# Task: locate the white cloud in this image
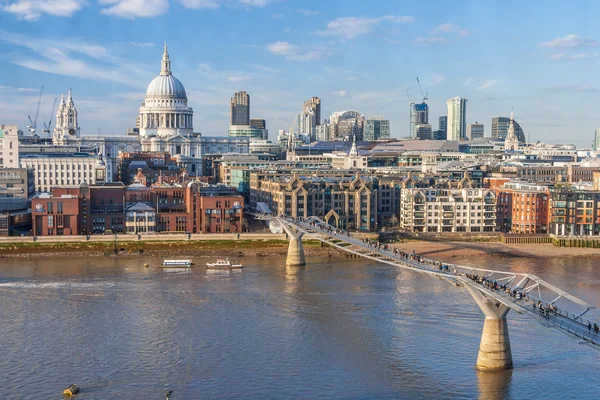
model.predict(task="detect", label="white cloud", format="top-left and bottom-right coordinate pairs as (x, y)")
top-left (335, 90), bottom-right (347, 97)
top-left (266, 41), bottom-right (323, 61)
top-left (239, 0), bottom-right (272, 7)
top-left (228, 75), bottom-right (250, 82)
top-left (540, 34), bottom-right (598, 48)
top-left (413, 36), bottom-right (446, 45)
top-left (430, 23), bottom-right (470, 38)
top-left (0, 31), bottom-right (152, 87)
top-left (100, 0), bottom-right (168, 19)
top-left (414, 22), bottom-right (470, 46)
top-left (2, 0), bottom-right (85, 21)
top-left (129, 41), bottom-right (155, 47)
top-left (476, 80), bottom-right (498, 91)
top-left (549, 52), bottom-right (592, 60)
top-left (297, 8), bottom-right (318, 16)
top-left (316, 15), bottom-right (414, 40)
top-left (179, 0), bottom-right (221, 9)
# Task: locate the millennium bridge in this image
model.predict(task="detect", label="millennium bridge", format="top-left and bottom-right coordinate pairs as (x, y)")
top-left (260, 215), bottom-right (599, 371)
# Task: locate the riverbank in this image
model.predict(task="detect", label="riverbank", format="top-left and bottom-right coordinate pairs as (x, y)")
top-left (0, 235), bottom-right (598, 260)
top-left (392, 240), bottom-right (600, 260)
top-left (0, 238), bottom-right (339, 259)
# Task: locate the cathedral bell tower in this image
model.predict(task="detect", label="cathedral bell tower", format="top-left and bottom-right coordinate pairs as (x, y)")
top-left (53, 89), bottom-right (81, 145)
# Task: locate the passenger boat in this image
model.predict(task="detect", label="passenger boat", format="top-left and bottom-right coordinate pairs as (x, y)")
top-left (63, 384), bottom-right (80, 396)
top-left (161, 259), bottom-right (194, 268)
top-left (206, 258), bottom-right (243, 270)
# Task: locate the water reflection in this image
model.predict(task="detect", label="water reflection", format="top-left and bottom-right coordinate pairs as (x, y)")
top-left (477, 369), bottom-right (513, 400)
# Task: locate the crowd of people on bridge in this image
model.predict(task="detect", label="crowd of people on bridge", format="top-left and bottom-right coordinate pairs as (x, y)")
top-left (286, 216), bottom-right (599, 338)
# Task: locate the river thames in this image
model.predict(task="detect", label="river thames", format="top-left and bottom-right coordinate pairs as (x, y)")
top-left (0, 254), bottom-right (599, 399)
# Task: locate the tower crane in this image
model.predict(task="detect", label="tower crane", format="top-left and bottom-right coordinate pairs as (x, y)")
top-left (416, 77), bottom-right (428, 102)
top-left (27, 85), bottom-right (44, 134)
top-left (405, 86), bottom-right (416, 138)
top-left (42, 96), bottom-right (58, 135)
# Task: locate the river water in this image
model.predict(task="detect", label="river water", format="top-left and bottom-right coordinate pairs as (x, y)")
top-left (0, 254), bottom-right (599, 399)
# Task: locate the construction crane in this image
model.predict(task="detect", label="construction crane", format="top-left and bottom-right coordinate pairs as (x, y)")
top-left (405, 86), bottom-right (416, 138)
top-left (27, 85), bottom-right (44, 134)
top-left (42, 96), bottom-right (57, 135)
top-left (416, 77), bottom-right (429, 102)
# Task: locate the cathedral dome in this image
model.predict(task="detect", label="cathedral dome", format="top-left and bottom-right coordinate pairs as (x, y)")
top-left (145, 43), bottom-right (187, 99)
top-left (146, 75), bottom-right (186, 99)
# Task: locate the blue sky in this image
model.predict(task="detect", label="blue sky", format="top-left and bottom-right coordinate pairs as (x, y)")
top-left (0, 0), bottom-right (599, 146)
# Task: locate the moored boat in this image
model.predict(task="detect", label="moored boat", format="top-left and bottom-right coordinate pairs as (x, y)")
top-left (206, 258), bottom-right (243, 269)
top-left (161, 259), bottom-right (193, 268)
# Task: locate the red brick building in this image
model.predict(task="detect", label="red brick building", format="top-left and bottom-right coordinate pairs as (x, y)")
top-left (496, 182), bottom-right (550, 233)
top-left (32, 181), bottom-right (243, 235)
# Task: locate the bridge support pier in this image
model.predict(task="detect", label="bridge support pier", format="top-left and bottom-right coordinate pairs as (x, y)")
top-left (466, 286), bottom-right (513, 371)
top-left (280, 221), bottom-right (306, 267)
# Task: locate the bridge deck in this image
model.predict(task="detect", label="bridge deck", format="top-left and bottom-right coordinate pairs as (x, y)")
top-left (280, 216), bottom-right (600, 349)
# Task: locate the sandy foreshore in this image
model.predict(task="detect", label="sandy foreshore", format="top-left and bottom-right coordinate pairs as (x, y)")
top-left (392, 240), bottom-right (600, 260)
top-left (0, 238), bottom-right (597, 260)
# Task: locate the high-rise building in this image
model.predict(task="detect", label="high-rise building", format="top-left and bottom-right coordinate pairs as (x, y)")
top-left (0, 125), bottom-right (20, 168)
top-left (415, 124), bottom-right (432, 140)
top-left (230, 91), bottom-right (250, 126)
top-left (446, 97), bottom-right (468, 141)
top-left (329, 111), bottom-right (365, 141)
top-left (433, 116), bottom-right (447, 140)
top-left (250, 119), bottom-right (266, 130)
top-left (363, 117), bottom-right (390, 141)
top-left (467, 122), bottom-right (484, 139)
top-left (491, 116), bottom-right (525, 142)
top-left (299, 97), bottom-right (321, 141)
top-left (411, 103), bottom-right (428, 138)
top-left (439, 116), bottom-right (447, 133)
top-left (594, 129), bottom-right (600, 151)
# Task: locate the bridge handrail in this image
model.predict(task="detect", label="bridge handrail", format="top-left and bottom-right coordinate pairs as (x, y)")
top-left (277, 215), bottom-right (600, 345)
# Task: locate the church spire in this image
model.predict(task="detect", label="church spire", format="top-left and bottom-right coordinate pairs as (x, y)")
top-left (349, 133), bottom-right (358, 157)
top-left (67, 89), bottom-right (73, 106)
top-left (161, 41), bottom-right (171, 76)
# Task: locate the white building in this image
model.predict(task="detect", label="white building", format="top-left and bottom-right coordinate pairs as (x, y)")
top-left (401, 187), bottom-right (496, 232)
top-left (446, 97), bottom-right (468, 141)
top-left (0, 125), bottom-right (20, 168)
top-left (364, 117), bottom-right (390, 141)
top-left (20, 154), bottom-right (106, 193)
top-left (504, 111), bottom-right (519, 151)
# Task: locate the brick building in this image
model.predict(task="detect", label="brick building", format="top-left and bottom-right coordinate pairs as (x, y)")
top-left (496, 182), bottom-right (549, 233)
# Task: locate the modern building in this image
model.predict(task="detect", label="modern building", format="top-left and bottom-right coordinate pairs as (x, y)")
top-left (250, 119), bottom-right (266, 130)
top-left (230, 91), bottom-right (250, 126)
top-left (467, 123), bottom-right (484, 139)
top-left (363, 117), bottom-right (390, 141)
top-left (315, 122), bottom-right (331, 141)
top-left (434, 116), bottom-right (447, 140)
top-left (0, 168), bottom-right (32, 211)
top-left (0, 125), bottom-right (20, 168)
top-left (549, 189), bottom-right (600, 236)
top-left (491, 116), bottom-right (526, 142)
top-left (446, 97), bottom-right (467, 141)
top-left (415, 124), bottom-right (433, 140)
top-left (594, 128), bottom-right (600, 151)
top-left (299, 97), bottom-right (321, 141)
top-left (400, 187), bottom-right (496, 232)
top-left (228, 125), bottom-right (268, 140)
top-left (329, 111), bottom-right (365, 141)
top-left (411, 103), bottom-right (428, 138)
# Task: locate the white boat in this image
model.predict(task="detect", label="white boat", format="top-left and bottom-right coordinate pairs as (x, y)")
top-left (206, 258), bottom-right (243, 270)
top-left (161, 259), bottom-right (194, 268)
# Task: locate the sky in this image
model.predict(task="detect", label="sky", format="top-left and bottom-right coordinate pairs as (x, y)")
top-left (0, 0), bottom-right (599, 146)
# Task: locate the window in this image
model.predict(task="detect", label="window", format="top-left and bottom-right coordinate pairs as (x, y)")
top-left (48, 215), bottom-right (54, 228)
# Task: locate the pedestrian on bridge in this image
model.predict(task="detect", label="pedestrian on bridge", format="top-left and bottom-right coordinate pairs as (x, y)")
top-left (589, 322), bottom-right (592, 332)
